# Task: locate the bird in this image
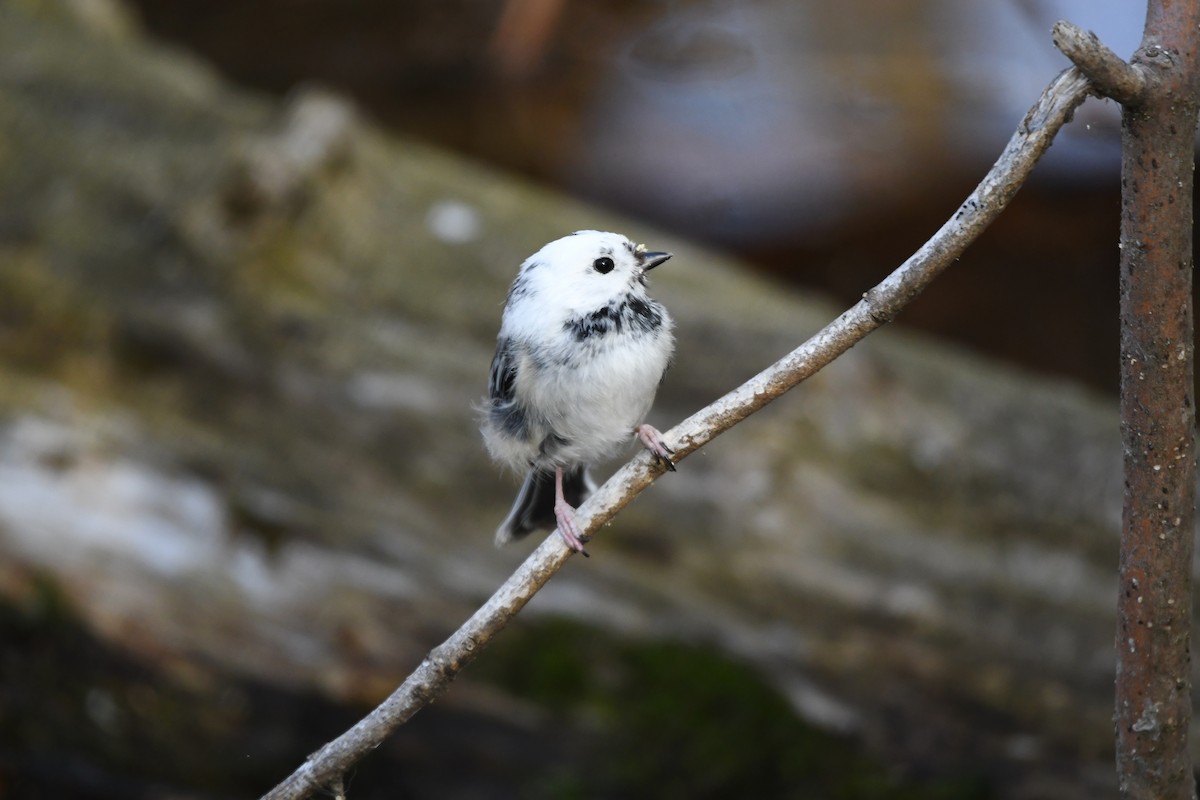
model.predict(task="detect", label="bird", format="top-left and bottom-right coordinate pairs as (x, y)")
top-left (481, 230), bottom-right (676, 555)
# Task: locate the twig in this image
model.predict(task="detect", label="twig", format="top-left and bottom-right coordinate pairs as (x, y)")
top-left (260, 67), bottom-right (1092, 800)
top-left (1052, 19), bottom-right (1148, 105)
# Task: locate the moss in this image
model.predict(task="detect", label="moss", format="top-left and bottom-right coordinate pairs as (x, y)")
top-left (472, 618), bottom-right (993, 799)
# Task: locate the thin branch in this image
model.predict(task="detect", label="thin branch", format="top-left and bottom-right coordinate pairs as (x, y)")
top-left (260, 67), bottom-right (1092, 800)
top-left (1053, 19), bottom-right (1149, 105)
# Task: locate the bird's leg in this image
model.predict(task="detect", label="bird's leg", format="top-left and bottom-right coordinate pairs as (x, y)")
top-left (553, 465), bottom-right (590, 556)
top-left (635, 424), bottom-right (675, 471)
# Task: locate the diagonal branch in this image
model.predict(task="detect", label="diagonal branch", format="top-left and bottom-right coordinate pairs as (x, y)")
top-left (260, 66), bottom-right (1092, 800)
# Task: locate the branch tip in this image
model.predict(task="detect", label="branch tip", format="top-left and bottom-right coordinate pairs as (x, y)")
top-left (1052, 19), bottom-right (1148, 105)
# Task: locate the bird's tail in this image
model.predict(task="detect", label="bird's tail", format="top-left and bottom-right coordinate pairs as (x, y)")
top-left (494, 466), bottom-right (595, 546)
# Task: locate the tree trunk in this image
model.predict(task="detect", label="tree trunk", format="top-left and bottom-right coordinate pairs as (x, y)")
top-left (1115, 2), bottom-right (1200, 798)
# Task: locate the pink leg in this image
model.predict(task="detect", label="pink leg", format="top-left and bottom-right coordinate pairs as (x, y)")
top-left (635, 424), bottom-right (675, 471)
top-left (553, 465), bottom-right (589, 556)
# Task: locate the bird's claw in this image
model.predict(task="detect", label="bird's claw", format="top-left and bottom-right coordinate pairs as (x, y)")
top-left (554, 503), bottom-right (590, 557)
top-left (636, 424), bottom-right (676, 471)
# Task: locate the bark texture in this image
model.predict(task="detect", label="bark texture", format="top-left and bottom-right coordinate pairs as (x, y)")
top-left (1113, 4), bottom-right (1200, 797)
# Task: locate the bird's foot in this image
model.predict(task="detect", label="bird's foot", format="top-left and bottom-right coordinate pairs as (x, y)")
top-left (635, 424), bottom-right (676, 471)
top-left (554, 500), bottom-right (590, 557)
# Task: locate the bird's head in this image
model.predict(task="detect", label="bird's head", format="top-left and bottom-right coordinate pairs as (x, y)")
top-left (510, 230), bottom-right (671, 316)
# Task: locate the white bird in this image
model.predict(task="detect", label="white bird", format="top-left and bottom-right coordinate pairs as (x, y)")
top-left (481, 230), bottom-right (676, 555)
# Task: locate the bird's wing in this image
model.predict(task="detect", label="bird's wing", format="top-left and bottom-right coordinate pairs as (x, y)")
top-left (488, 337), bottom-right (518, 404)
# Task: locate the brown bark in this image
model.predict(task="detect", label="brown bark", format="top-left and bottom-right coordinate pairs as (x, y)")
top-left (1114, 2), bottom-right (1200, 798)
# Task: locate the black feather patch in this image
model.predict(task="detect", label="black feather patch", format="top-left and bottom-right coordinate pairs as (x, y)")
top-left (488, 338), bottom-right (518, 403)
top-left (563, 294), bottom-right (664, 342)
top-left (488, 339), bottom-right (528, 438)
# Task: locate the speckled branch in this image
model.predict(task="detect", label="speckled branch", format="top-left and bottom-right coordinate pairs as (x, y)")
top-left (1106, 2), bottom-right (1200, 797)
top-left (260, 67), bottom-right (1092, 800)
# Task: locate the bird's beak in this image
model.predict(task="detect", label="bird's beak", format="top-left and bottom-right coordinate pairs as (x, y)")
top-left (641, 251), bottom-right (672, 271)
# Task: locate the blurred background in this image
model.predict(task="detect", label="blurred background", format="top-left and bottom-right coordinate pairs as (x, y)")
top-left (0, 1), bottom-right (1176, 799)
top-left (129, 0), bottom-right (1141, 393)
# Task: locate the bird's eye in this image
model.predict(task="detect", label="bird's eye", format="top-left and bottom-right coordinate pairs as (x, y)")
top-left (592, 256), bottom-right (615, 274)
